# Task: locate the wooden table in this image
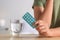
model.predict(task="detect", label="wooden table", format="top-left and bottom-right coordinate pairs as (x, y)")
top-left (0, 34), bottom-right (60, 40)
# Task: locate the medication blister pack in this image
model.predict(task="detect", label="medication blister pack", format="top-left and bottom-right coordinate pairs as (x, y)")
top-left (22, 12), bottom-right (36, 28)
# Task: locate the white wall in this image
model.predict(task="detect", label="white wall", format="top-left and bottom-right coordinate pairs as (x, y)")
top-left (0, 0), bottom-right (34, 27)
top-left (0, 0), bottom-right (34, 18)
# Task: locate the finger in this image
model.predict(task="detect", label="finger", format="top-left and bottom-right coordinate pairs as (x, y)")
top-left (35, 21), bottom-right (39, 24)
top-left (36, 25), bottom-right (42, 31)
top-left (36, 27), bottom-right (40, 31)
top-left (36, 26), bottom-right (47, 33)
top-left (32, 22), bottom-right (38, 27)
top-left (36, 27), bottom-right (47, 35)
top-left (35, 21), bottom-right (39, 27)
top-left (36, 26), bottom-right (42, 32)
top-left (40, 27), bottom-right (47, 33)
top-left (35, 20), bottom-right (43, 25)
top-left (40, 29), bottom-right (47, 34)
top-left (36, 24), bottom-right (44, 32)
top-left (39, 26), bottom-right (46, 30)
top-left (35, 22), bottom-right (44, 28)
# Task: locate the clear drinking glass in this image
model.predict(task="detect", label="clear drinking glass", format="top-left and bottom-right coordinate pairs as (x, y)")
top-left (10, 19), bottom-right (22, 37)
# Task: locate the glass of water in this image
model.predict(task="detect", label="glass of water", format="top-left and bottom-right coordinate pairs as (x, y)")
top-left (10, 19), bottom-right (22, 37)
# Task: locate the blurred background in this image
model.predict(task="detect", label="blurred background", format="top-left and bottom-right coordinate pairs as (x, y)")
top-left (0, 0), bottom-right (38, 34)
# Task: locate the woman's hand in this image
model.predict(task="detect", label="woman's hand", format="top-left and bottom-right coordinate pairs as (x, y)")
top-left (35, 20), bottom-right (53, 37)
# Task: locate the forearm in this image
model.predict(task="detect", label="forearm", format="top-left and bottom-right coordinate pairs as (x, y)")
top-left (50, 27), bottom-right (60, 37)
top-left (40, 0), bottom-right (53, 26)
top-left (34, 6), bottom-right (44, 21)
top-left (34, 7), bottom-right (41, 20)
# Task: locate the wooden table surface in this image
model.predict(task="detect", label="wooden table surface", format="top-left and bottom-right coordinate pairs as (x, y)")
top-left (0, 34), bottom-right (60, 40)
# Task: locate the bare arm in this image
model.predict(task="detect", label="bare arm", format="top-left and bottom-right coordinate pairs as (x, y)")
top-left (34, 0), bottom-right (53, 27)
top-left (50, 28), bottom-right (60, 37)
top-left (41, 0), bottom-right (53, 27)
top-left (34, 0), bottom-right (60, 37)
top-left (34, 6), bottom-right (44, 21)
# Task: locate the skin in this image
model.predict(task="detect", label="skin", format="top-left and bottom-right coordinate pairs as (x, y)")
top-left (34, 0), bottom-right (60, 37)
